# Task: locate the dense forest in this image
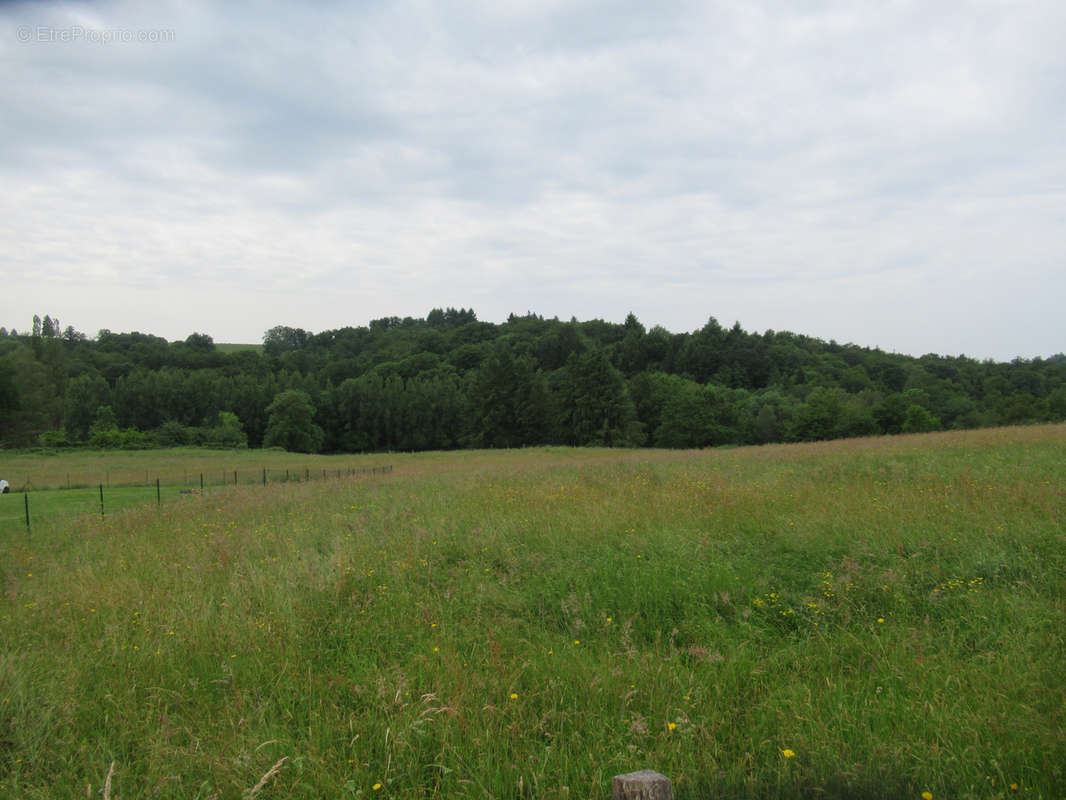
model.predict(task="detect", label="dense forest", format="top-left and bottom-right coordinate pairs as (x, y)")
top-left (1, 311), bottom-right (1064, 453)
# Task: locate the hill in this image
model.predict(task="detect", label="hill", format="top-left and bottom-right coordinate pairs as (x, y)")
top-left (1, 309), bottom-right (1063, 451)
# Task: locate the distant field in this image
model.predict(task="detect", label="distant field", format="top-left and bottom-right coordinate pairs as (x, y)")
top-left (214, 342), bottom-right (262, 354)
top-left (1, 426), bottom-right (1064, 798)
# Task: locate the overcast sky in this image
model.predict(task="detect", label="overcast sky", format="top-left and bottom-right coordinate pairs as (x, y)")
top-left (2, 0), bottom-right (1063, 361)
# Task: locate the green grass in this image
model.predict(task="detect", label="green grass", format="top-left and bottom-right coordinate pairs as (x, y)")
top-left (0, 447), bottom-right (393, 492)
top-left (1, 427), bottom-right (1064, 798)
top-left (0, 486), bottom-right (167, 527)
top-left (214, 343), bottom-right (263, 354)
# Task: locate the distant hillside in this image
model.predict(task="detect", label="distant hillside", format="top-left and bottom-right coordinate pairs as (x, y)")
top-left (215, 343), bottom-right (263, 354)
top-left (1, 309), bottom-right (1063, 451)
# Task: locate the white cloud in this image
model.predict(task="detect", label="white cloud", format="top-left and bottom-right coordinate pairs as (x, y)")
top-left (1, 0), bottom-right (1063, 358)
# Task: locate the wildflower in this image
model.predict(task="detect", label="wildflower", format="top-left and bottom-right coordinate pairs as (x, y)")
top-left (877, 618), bottom-right (885, 624)
top-left (1010, 784), bottom-right (1019, 791)
top-left (782, 749), bottom-right (795, 758)
top-left (667, 722), bottom-right (677, 731)
top-left (373, 782), bottom-right (382, 790)
top-left (922, 793), bottom-right (933, 800)
top-left (432, 647), bottom-right (439, 652)
top-left (574, 639), bottom-right (581, 645)
top-left (510, 693), bottom-right (519, 700)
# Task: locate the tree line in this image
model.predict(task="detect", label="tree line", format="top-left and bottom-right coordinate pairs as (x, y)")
top-left (1, 310), bottom-right (1064, 453)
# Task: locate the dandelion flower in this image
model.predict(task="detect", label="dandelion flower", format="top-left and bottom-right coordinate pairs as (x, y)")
top-left (922, 792), bottom-right (933, 800)
top-left (782, 749), bottom-right (795, 758)
top-left (509, 693), bottom-right (519, 700)
top-left (667, 722), bottom-right (677, 731)
top-left (877, 618), bottom-right (885, 624)
top-left (373, 782), bottom-right (382, 790)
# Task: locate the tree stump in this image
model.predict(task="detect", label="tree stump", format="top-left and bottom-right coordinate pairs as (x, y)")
top-left (612, 770), bottom-right (674, 800)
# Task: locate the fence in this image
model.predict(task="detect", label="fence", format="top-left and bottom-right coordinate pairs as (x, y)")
top-left (5, 464), bottom-right (394, 493)
top-left (9, 464), bottom-right (393, 531)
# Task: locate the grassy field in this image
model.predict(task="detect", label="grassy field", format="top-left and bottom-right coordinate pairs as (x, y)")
top-left (214, 343), bottom-right (263, 354)
top-left (0, 447), bottom-right (394, 493)
top-left (1, 426), bottom-right (1064, 798)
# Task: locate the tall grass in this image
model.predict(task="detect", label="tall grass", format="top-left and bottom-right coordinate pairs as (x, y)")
top-left (1, 426), bottom-right (1064, 798)
top-left (0, 447), bottom-right (393, 491)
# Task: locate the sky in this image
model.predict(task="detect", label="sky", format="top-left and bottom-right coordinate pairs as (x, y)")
top-left (1, 0), bottom-right (1063, 361)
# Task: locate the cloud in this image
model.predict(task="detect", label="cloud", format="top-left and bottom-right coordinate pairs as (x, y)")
top-left (1, 0), bottom-right (1064, 359)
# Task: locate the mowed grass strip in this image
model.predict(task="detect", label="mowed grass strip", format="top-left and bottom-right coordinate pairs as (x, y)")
top-left (1, 426), bottom-right (1064, 799)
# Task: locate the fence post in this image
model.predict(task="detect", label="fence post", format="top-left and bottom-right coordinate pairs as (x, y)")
top-left (200, 473), bottom-right (204, 493)
top-left (157, 478), bottom-right (161, 506)
top-left (612, 771), bottom-right (673, 800)
top-left (235, 470), bottom-right (238, 486)
top-left (99, 484), bottom-right (105, 517)
top-left (25, 493), bottom-right (30, 532)
top-left (262, 468), bottom-right (267, 486)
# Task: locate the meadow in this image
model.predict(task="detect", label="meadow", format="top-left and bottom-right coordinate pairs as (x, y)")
top-left (0, 426), bottom-right (1064, 799)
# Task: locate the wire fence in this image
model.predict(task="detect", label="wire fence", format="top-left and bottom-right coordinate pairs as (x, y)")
top-left (4, 464), bottom-right (394, 493)
top-left (3, 464), bottom-right (394, 531)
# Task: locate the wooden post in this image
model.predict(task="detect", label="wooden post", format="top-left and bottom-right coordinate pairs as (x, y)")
top-left (156, 478), bottom-right (161, 506)
top-left (25, 493), bottom-right (30, 531)
top-left (612, 770), bottom-right (673, 800)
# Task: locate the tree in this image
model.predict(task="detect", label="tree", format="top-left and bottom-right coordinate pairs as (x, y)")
top-left (263, 326), bottom-right (310, 358)
top-left (263, 390), bottom-right (324, 452)
top-left (558, 348), bottom-right (644, 447)
top-left (754, 404), bottom-right (778, 443)
top-left (64, 374), bottom-right (111, 441)
top-left (656, 382), bottom-right (745, 448)
top-left (202, 411), bottom-right (248, 448)
top-left (902, 404), bottom-right (940, 433)
top-left (184, 332), bottom-right (215, 351)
